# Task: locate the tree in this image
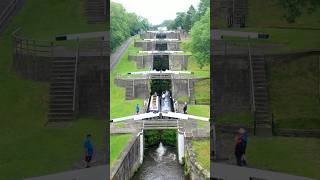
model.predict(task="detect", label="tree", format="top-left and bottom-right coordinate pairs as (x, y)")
top-left (184, 5), bottom-right (197, 31)
top-left (277, 0), bottom-right (320, 22)
top-left (111, 2), bottom-right (149, 51)
top-left (186, 8), bottom-right (210, 68)
top-left (197, 0), bottom-right (210, 17)
top-left (174, 12), bottom-right (187, 29)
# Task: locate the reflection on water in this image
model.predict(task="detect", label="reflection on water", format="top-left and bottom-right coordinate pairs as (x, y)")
top-left (132, 142), bottom-right (185, 180)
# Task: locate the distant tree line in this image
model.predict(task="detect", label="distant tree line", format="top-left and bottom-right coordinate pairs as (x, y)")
top-left (158, 0), bottom-right (210, 69)
top-left (111, 2), bottom-right (149, 51)
top-left (157, 0), bottom-right (209, 33)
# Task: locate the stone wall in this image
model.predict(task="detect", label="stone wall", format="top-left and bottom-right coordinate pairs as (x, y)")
top-left (128, 54), bottom-right (189, 70)
top-left (114, 78), bottom-right (150, 99)
top-left (212, 55), bottom-right (251, 115)
top-left (169, 54), bottom-right (188, 70)
top-left (78, 69), bottom-right (108, 119)
top-left (111, 134), bottom-right (142, 180)
top-left (13, 54), bottom-right (53, 81)
top-left (128, 54), bottom-right (153, 69)
top-left (171, 79), bottom-right (189, 99)
top-left (140, 32), bottom-right (180, 39)
top-left (133, 79), bottom-right (150, 98)
top-left (134, 41), bottom-right (180, 51)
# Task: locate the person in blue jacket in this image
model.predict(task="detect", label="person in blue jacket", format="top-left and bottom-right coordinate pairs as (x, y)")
top-left (84, 134), bottom-right (94, 168)
top-left (136, 104), bottom-right (140, 114)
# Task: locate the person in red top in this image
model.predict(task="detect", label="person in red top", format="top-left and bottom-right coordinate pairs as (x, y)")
top-left (234, 128), bottom-right (247, 166)
top-left (234, 133), bottom-right (243, 166)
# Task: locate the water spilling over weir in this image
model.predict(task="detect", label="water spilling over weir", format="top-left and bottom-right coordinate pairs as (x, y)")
top-left (132, 142), bottom-right (185, 180)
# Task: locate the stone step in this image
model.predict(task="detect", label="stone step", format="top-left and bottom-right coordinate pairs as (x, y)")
top-left (50, 104), bottom-right (73, 109)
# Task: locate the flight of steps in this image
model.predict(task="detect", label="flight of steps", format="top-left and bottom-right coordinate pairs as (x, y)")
top-left (251, 56), bottom-right (272, 136)
top-left (48, 57), bottom-right (76, 122)
top-left (125, 80), bottom-right (134, 100)
top-left (86, 0), bottom-right (106, 23)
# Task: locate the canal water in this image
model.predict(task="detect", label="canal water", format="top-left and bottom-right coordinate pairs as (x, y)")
top-left (132, 142), bottom-right (186, 180)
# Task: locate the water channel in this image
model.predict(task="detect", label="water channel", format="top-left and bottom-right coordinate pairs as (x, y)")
top-left (132, 142), bottom-right (187, 180)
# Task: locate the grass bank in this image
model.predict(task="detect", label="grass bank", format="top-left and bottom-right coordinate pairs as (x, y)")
top-left (110, 39), bottom-right (146, 119)
top-left (0, 0), bottom-right (106, 179)
top-left (268, 56), bottom-right (320, 129)
top-left (247, 137), bottom-right (320, 179)
top-left (110, 134), bottom-right (132, 167)
top-left (192, 139), bottom-right (210, 171)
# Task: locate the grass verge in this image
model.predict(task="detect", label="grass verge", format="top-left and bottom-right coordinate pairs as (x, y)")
top-left (0, 0), bottom-right (106, 179)
top-left (192, 139), bottom-right (210, 171)
top-left (110, 134), bottom-right (132, 167)
top-left (268, 56), bottom-right (320, 129)
top-left (247, 137), bottom-right (320, 179)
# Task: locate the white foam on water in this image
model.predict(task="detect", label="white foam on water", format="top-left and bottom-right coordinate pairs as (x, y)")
top-left (156, 142), bottom-right (166, 161)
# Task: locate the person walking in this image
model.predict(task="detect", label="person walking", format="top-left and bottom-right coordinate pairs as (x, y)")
top-left (183, 102), bottom-right (188, 114)
top-left (234, 128), bottom-right (247, 166)
top-left (234, 133), bottom-right (243, 166)
top-left (136, 104), bottom-right (140, 114)
top-left (239, 128), bottom-right (248, 166)
top-left (84, 134), bottom-right (94, 168)
top-left (174, 100), bottom-right (178, 112)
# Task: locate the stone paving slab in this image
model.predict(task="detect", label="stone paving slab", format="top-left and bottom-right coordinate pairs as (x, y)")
top-left (24, 165), bottom-right (108, 180)
top-left (212, 162), bottom-right (316, 180)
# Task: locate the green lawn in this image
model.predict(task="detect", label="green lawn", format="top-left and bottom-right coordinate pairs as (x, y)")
top-left (216, 0), bottom-right (320, 52)
top-left (0, 0), bottom-right (106, 179)
top-left (246, 0), bottom-right (320, 28)
top-left (192, 139), bottom-right (210, 171)
top-left (247, 137), bottom-right (320, 179)
top-left (110, 40), bottom-right (148, 119)
top-left (229, 27), bottom-right (320, 51)
top-left (216, 112), bottom-right (253, 126)
top-left (188, 57), bottom-right (210, 78)
top-left (268, 57), bottom-right (320, 129)
top-left (194, 79), bottom-right (210, 104)
top-left (188, 105), bottom-right (210, 118)
top-left (110, 134), bottom-right (132, 167)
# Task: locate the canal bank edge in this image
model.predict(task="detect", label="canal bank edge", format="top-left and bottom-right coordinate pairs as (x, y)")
top-left (110, 133), bottom-right (142, 179)
top-left (185, 138), bottom-right (210, 180)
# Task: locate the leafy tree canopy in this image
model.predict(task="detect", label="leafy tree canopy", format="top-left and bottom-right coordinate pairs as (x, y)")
top-left (111, 2), bottom-right (150, 51)
top-left (185, 8), bottom-right (210, 68)
top-left (278, 0), bottom-right (320, 22)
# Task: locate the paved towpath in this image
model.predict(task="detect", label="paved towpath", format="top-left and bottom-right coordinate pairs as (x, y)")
top-left (24, 165), bottom-right (108, 180)
top-left (110, 37), bottom-right (133, 70)
top-left (211, 162), bottom-right (316, 180)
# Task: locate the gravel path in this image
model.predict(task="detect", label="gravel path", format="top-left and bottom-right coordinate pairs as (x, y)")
top-left (110, 37), bottom-right (133, 70)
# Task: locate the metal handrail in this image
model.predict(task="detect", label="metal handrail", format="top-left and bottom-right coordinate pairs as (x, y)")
top-left (0, 0), bottom-right (18, 28)
top-left (248, 37), bottom-right (256, 121)
top-left (72, 39), bottom-right (80, 112)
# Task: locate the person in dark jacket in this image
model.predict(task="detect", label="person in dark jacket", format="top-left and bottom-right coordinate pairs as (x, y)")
top-left (136, 104), bottom-right (140, 114)
top-left (183, 102), bottom-right (188, 114)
